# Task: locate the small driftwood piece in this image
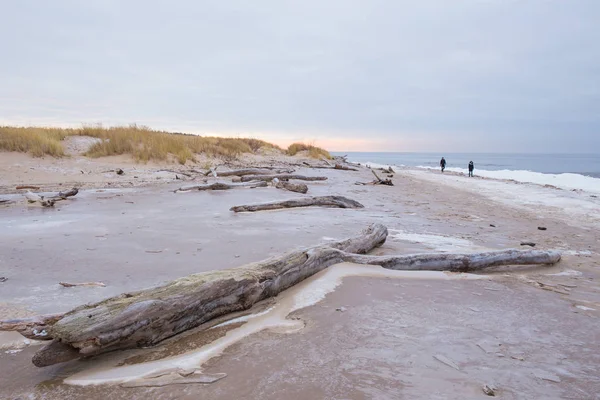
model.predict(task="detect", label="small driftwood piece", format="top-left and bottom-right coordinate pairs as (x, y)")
top-left (157, 169), bottom-right (193, 178)
top-left (24, 188), bottom-right (79, 207)
top-left (0, 313), bottom-right (64, 340)
top-left (59, 282), bottom-right (106, 288)
top-left (16, 185), bottom-right (41, 190)
top-left (175, 181), bottom-right (267, 193)
top-left (240, 174), bottom-right (327, 183)
top-left (211, 168), bottom-right (294, 177)
top-left (0, 223), bottom-right (561, 368)
top-left (355, 170), bottom-right (394, 186)
top-left (304, 164), bottom-right (358, 171)
top-left (334, 164), bottom-right (358, 171)
top-left (230, 195), bottom-right (364, 212)
top-left (275, 181), bottom-right (308, 194)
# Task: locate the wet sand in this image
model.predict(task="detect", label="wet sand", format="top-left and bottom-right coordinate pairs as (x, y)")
top-left (1, 156), bottom-right (599, 399)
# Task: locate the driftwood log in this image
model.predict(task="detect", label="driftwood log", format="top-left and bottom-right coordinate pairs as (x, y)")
top-left (334, 164), bottom-right (358, 171)
top-left (356, 170), bottom-right (393, 186)
top-left (175, 181), bottom-right (267, 193)
top-left (275, 181), bottom-right (308, 194)
top-left (26, 224), bottom-right (387, 366)
top-left (24, 188), bottom-right (79, 207)
top-left (208, 168), bottom-right (294, 177)
top-left (59, 282), bottom-right (106, 288)
top-left (230, 195), bottom-right (364, 212)
top-left (0, 223), bottom-right (561, 368)
top-left (240, 174), bottom-right (327, 183)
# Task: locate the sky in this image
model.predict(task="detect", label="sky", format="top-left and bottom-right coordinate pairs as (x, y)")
top-left (0, 0), bottom-right (598, 152)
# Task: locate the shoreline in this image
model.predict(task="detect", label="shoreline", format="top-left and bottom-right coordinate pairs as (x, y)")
top-left (0, 152), bottom-right (599, 398)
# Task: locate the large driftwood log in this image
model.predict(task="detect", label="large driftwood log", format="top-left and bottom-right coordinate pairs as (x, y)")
top-left (230, 196), bottom-right (364, 212)
top-left (24, 188), bottom-right (79, 207)
top-left (28, 224), bottom-right (388, 366)
top-left (209, 168), bottom-right (294, 177)
top-left (275, 181), bottom-right (309, 194)
top-left (175, 181), bottom-right (267, 192)
top-left (342, 249), bottom-right (562, 272)
top-left (0, 223), bottom-right (561, 368)
top-left (240, 174), bottom-right (328, 183)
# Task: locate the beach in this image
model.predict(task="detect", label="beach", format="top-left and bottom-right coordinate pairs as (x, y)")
top-left (1, 150), bottom-right (599, 399)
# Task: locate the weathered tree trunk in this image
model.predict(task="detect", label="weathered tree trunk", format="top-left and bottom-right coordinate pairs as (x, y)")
top-left (230, 195), bottom-right (364, 212)
top-left (275, 181), bottom-right (308, 194)
top-left (334, 164), bottom-right (358, 171)
top-left (175, 181), bottom-right (267, 193)
top-left (24, 188), bottom-right (79, 207)
top-left (0, 223), bottom-right (561, 368)
top-left (341, 249), bottom-right (562, 272)
top-left (240, 174), bottom-right (328, 182)
top-left (29, 224), bottom-right (388, 366)
top-left (210, 168), bottom-right (294, 177)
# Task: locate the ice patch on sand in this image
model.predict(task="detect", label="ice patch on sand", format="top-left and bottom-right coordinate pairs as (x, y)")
top-left (562, 250), bottom-right (593, 256)
top-left (576, 305), bottom-right (596, 311)
top-left (388, 229), bottom-right (485, 252)
top-left (545, 270), bottom-right (582, 277)
top-left (416, 166), bottom-right (600, 194)
top-left (211, 307), bottom-right (275, 329)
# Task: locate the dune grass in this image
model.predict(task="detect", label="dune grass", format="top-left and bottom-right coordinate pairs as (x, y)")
top-left (0, 126), bottom-right (70, 157)
top-left (287, 142), bottom-right (332, 159)
top-left (0, 125), bottom-right (283, 164)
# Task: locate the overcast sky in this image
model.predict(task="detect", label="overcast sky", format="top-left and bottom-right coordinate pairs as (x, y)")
top-left (1, 0), bottom-right (598, 152)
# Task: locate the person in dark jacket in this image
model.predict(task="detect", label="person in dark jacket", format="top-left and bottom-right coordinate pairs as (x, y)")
top-left (468, 161), bottom-right (474, 177)
top-left (440, 157), bottom-right (446, 173)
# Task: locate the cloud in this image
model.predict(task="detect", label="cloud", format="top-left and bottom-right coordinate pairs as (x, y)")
top-left (0, 0), bottom-right (598, 152)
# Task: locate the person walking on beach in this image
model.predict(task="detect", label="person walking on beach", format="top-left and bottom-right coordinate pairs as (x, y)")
top-left (440, 157), bottom-right (446, 173)
top-left (468, 161), bottom-right (474, 177)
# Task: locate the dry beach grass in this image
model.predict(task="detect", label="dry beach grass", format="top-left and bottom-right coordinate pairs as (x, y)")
top-left (0, 125), bottom-right (331, 164)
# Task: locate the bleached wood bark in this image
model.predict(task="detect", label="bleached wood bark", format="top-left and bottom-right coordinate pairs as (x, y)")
top-left (210, 168), bottom-right (294, 177)
top-left (240, 174), bottom-right (327, 182)
top-left (0, 223), bottom-right (561, 368)
top-left (275, 181), bottom-right (309, 194)
top-left (175, 181), bottom-right (267, 192)
top-left (230, 195), bottom-right (364, 212)
top-left (28, 224), bottom-right (387, 366)
top-left (341, 249), bottom-right (562, 272)
top-left (24, 188), bottom-right (79, 207)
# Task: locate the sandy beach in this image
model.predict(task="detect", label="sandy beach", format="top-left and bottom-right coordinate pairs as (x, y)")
top-left (1, 149), bottom-right (599, 399)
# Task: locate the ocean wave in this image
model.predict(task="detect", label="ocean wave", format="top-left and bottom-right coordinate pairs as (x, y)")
top-left (415, 166), bottom-right (600, 193)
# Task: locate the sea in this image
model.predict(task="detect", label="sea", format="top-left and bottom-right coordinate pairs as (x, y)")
top-left (332, 152), bottom-right (600, 193)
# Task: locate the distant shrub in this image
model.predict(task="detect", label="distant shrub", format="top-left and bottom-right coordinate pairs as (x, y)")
top-left (287, 142), bottom-right (331, 159)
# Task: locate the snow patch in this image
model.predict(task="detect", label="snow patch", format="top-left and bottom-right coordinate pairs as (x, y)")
top-left (388, 229), bottom-right (484, 252)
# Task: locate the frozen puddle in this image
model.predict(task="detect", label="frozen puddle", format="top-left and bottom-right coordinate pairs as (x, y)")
top-left (388, 229), bottom-right (488, 252)
top-left (64, 263), bottom-right (484, 386)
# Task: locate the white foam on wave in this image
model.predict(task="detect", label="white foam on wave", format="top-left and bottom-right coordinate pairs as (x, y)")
top-left (415, 166), bottom-right (600, 194)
